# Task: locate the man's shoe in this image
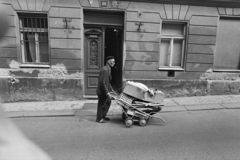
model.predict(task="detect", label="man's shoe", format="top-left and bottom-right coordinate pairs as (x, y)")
top-left (99, 119), bottom-right (107, 123)
top-left (104, 117), bottom-right (110, 121)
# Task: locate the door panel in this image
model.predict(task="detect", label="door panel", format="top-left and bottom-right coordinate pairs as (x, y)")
top-left (86, 37), bottom-right (101, 70)
top-left (84, 73), bottom-right (99, 95)
top-left (84, 29), bottom-right (103, 96)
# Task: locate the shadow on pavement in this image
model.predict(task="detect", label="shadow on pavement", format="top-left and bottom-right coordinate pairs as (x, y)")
top-left (109, 116), bottom-right (166, 128)
top-left (77, 114), bottom-right (129, 127)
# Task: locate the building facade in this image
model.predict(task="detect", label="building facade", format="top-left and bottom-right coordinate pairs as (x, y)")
top-left (1, 0), bottom-right (240, 102)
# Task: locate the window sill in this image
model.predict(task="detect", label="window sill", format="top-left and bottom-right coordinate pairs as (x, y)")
top-left (158, 67), bottom-right (184, 71)
top-left (20, 64), bottom-right (50, 68)
top-left (213, 69), bottom-right (240, 72)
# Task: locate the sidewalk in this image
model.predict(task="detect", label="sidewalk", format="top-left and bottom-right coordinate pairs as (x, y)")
top-left (3, 95), bottom-right (240, 118)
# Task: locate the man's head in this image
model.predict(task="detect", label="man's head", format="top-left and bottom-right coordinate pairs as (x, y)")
top-left (106, 56), bottom-right (115, 67)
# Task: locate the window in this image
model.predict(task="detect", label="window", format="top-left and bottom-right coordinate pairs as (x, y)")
top-left (18, 13), bottom-right (49, 65)
top-left (214, 17), bottom-right (240, 71)
top-left (160, 22), bottom-right (186, 69)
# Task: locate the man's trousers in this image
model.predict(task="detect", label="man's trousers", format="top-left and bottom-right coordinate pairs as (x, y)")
top-left (96, 95), bottom-right (111, 122)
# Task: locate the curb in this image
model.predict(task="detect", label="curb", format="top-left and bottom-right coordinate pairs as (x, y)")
top-left (6, 110), bottom-right (76, 118)
top-left (3, 95), bottom-right (240, 118)
top-left (5, 102), bottom-right (240, 118)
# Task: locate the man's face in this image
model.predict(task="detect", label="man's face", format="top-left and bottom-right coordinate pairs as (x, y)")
top-left (108, 59), bottom-right (115, 67)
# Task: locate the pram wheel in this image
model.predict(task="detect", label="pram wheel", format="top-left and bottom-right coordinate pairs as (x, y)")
top-left (139, 118), bottom-right (147, 127)
top-left (125, 118), bottom-right (133, 127)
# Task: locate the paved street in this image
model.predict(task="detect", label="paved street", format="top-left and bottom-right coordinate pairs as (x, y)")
top-left (12, 108), bottom-right (240, 160)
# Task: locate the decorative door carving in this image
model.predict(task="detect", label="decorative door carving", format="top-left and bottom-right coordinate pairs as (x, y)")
top-left (84, 29), bottom-right (104, 96)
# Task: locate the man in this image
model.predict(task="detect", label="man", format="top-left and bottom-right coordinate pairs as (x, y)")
top-left (96, 56), bottom-right (115, 123)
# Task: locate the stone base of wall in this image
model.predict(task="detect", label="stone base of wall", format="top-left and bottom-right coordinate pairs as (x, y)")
top-left (0, 77), bottom-right (83, 102)
top-left (209, 81), bottom-right (240, 95)
top-left (1, 78), bottom-right (240, 102)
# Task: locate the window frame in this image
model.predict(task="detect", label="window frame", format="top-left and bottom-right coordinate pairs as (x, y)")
top-left (159, 21), bottom-right (187, 71)
top-left (213, 16), bottom-right (240, 72)
top-left (17, 12), bottom-right (50, 68)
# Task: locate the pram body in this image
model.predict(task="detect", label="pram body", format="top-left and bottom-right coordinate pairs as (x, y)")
top-left (111, 92), bottom-right (166, 127)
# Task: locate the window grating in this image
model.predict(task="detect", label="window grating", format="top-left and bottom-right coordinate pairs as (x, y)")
top-left (19, 14), bottom-right (49, 64)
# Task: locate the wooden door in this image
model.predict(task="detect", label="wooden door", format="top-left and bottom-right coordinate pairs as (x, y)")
top-left (84, 28), bottom-right (104, 96)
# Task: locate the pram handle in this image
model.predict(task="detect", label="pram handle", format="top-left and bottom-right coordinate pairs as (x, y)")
top-left (108, 91), bottom-right (119, 100)
top-left (151, 115), bottom-right (166, 123)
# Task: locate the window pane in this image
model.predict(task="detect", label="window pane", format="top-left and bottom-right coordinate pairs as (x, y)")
top-left (39, 42), bottom-right (49, 62)
top-left (214, 18), bottom-right (240, 70)
top-left (162, 23), bottom-right (184, 35)
top-left (24, 33), bottom-right (36, 62)
top-left (39, 33), bottom-right (49, 63)
top-left (160, 39), bottom-right (170, 66)
top-left (172, 39), bottom-right (183, 67)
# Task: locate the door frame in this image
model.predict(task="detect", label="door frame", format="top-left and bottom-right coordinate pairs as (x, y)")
top-left (82, 9), bottom-right (125, 98)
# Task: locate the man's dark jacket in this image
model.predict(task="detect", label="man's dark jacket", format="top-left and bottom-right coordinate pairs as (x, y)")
top-left (96, 65), bottom-right (112, 96)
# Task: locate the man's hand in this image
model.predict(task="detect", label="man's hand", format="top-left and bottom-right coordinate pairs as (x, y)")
top-left (107, 93), bottom-right (115, 100)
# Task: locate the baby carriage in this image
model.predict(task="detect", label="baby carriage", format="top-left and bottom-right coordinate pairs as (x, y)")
top-left (110, 82), bottom-right (166, 127)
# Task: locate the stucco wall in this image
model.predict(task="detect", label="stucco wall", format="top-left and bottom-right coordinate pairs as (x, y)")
top-left (1, 0), bottom-right (240, 102)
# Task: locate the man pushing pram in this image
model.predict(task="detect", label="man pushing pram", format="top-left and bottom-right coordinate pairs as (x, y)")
top-left (111, 81), bottom-right (166, 127)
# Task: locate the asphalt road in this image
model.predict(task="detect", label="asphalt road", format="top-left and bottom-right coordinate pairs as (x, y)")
top-left (12, 108), bottom-right (240, 160)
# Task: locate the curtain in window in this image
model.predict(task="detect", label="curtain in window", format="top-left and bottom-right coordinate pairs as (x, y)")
top-left (24, 33), bottom-right (36, 62)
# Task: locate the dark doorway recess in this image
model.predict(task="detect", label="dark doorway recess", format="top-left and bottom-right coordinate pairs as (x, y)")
top-left (105, 27), bottom-right (123, 93)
